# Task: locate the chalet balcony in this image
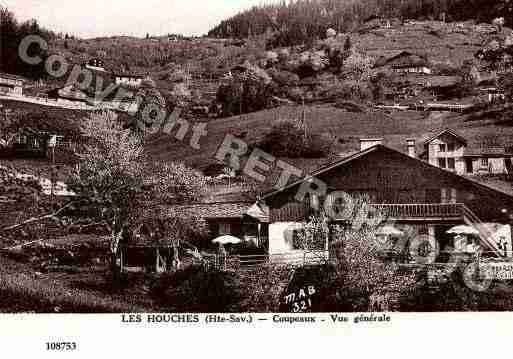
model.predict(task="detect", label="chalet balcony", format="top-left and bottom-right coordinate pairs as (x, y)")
top-left (270, 202), bottom-right (466, 223)
top-left (371, 203), bottom-right (465, 221)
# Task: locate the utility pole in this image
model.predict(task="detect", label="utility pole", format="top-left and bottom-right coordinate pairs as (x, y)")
top-left (48, 135), bottom-right (57, 206)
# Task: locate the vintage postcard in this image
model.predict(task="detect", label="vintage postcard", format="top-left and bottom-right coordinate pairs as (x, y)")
top-left (1, 0), bottom-right (513, 355)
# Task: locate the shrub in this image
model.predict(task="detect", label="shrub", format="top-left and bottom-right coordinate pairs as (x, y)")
top-left (235, 264), bottom-right (293, 312)
top-left (330, 225), bottom-right (418, 311)
top-left (259, 118), bottom-right (330, 158)
top-left (151, 266), bottom-right (242, 312)
top-left (216, 73), bottom-right (276, 116)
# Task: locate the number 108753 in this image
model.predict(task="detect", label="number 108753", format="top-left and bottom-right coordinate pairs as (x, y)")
top-left (46, 342), bottom-right (77, 351)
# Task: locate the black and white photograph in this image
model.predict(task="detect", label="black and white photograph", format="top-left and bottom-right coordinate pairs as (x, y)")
top-left (2, 0), bottom-right (513, 334)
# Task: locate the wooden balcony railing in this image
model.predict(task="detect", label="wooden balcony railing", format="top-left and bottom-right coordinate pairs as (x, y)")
top-left (371, 203), bottom-right (464, 219)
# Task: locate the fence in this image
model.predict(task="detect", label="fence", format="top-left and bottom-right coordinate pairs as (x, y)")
top-left (202, 251), bottom-right (330, 271)
top-left (0, 93), bottom-right (137, 113)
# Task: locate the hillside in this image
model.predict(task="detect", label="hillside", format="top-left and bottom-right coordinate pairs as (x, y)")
top-left (146, 103), bottom-right (513, 174)
top-left (208, 0), bottom-right (512, 40)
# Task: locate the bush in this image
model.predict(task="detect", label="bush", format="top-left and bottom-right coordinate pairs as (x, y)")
top-left (235, 264), bottom-right (293, 312)
top-left (401, 270), bottom-right (513, 312)
top-left (298, 203), bottom-right (419, 311)
top-left (216, 72), bottom-right (277, 117)
top-left (259, 118), bottom-right (330, 158)
top-left (151, 266), bottom-right (242, 312)
top-left (330, 225), bottom-right (418, 311)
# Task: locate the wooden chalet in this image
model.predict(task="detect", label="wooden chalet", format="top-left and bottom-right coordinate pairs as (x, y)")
top-left (247, 144), bottom-right (513, 264)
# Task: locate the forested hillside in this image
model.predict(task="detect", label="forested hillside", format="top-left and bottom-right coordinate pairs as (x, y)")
top-left (208, 0), bottom-right (513, 44)
top-left (0, 7), bottom-right (56, 80)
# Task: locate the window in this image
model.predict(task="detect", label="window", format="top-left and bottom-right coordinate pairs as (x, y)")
top-left (439, 144), bottom-right (447, 152)
top-left (418, 226), bottom-right (429, 235)
top-left (218, 223), bottom-right (231, 235)
top-left (438, 158), bottom-right (447, 168)
top-left (450, 188), bottom-right (457, 203)
top-left (465, 158), bottom-right (473, 173)
top-left (447, 143), bottom-right (455, 152)
top-left (481, 158), bottom-right (489, 167)
top-left (448, 158), bottom-right (455, 170)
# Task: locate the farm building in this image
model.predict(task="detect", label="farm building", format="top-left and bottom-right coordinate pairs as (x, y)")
top-left (117, 201), bottom-right (265, 273)
top-left (0, 72), bottom-right (26, 97)
top-left (8, 127), bottom-right (51, 157)
top-left (424, 76), bottom-right (462, 98)
top-left (48, 85), bottom-right (89, 104)
top-left (247, 144), bottom-right (513, 264)
top-left (374, 51), bottom-right (432, 75)
top-left (164, 202), bottom-right (251, 237)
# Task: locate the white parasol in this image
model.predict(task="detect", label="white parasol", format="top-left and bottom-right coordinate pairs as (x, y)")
top-left (376, 225), bottom-right (404, 236)
top-left (212, 235), bottom-right (242, 245)
top-left (447, 225), bottom-right (479, 235)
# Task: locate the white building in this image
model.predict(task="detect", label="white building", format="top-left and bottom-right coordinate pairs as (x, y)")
top-left (422, 129), bottom-right (513, 175)
top-left (85, 58), bottom-right (106, 72)
top-left (113, 73), bottom-right (144, 88)
top-left (0, 72), bottom-right (25, 96)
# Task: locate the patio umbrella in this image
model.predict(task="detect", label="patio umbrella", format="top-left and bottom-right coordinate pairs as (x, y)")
top-left (446, 225), bottom-right (479, 235)
top-left (376, 225), bottom-right (404, 236)
top-left (212, 235), bottom-right (242, 245)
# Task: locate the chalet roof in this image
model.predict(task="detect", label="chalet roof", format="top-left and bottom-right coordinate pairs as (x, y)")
top-left (262, 145), bottom-right (383, 200)
top-left (161, 201), bottom-right (252, 220)
top-left (261, 144), bottom-right (513, 202)
top-left (374, 51), bottom-right (429, 69)
top-left (112, 72), bottom-right (144, 79)
top-left (424, 76), bottom-right (462, 88)
top-left (423, 129), bottom-right (467, 146)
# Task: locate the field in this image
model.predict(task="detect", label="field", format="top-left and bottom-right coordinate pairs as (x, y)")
top-left (146, 103), bottom-right (513, 171)
top-left (356, 20), bottom-right (490, 66)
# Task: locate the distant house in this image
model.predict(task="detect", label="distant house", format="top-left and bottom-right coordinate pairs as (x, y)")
top-left (424, 76), bottom-right (462, 98)
top-left (85, 58), bottom-right (106, 72)
top-left (475, 47), bottom-right (513, 73)
top-left (9, 128), bottom-right (51, 157)
top-left (480, 87), bottom-right (506, 103)
top-left (422, 129), bottom-right (513, 175)
top-left (112, 72), bottom-right (144, 87)
top-left (0, 72), bottom-right (26, 97)
top-left (374, 51), bottom-right (432, 75)
top-left (48, 85), bottom-right (89, 104)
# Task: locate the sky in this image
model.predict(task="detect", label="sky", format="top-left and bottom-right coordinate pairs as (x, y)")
top-left (2, 0), bottom-right (274, 38)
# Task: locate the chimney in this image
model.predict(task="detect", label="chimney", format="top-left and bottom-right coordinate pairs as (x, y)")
top-left (360, 138), bottom-right (383, 151)
top-left (407, 139), bottom-right (416, 158)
